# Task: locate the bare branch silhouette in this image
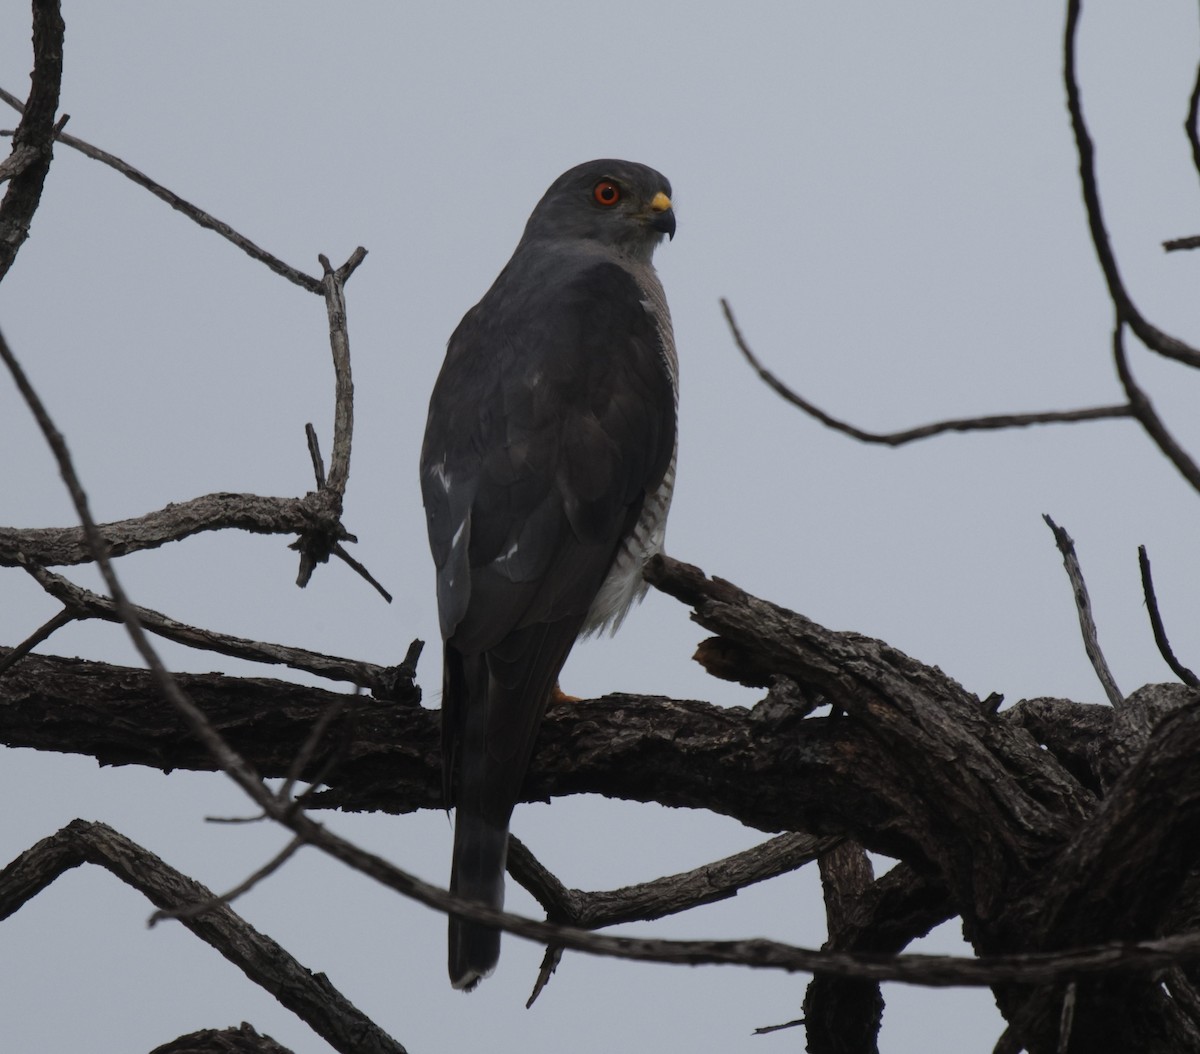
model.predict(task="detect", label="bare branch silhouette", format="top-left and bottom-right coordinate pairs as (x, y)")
top-left (721, 298), bottom-right (1134, 445)
top-left (0, 84), bottom-right (323, 293)
top-left (1064, 0), bottom-right (1200, 370)
top-left (1110, 321), bottom-right (1200, 493)
top-left (15, 562), bottom-right (410, 694)
top-left (1043, 515), bottom-right (1124, 708)
top-left (1138, 546), bottom-right (1200, 687)
top-left (0, 821), bottom-right (407, 1054)
top-left (0, 0), bottom-right (63, 281)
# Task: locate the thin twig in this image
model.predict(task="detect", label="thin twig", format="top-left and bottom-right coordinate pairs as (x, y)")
top-left (332, 543), bottom-right (393, 603)
top-left (1161, 56), bottom-right (1200, 253)
top-left (0, 103), bottom-right (389, 596)
top-left (0, 86), bottom-right (322, 294)
top-left (1162, 234), bottom-right (1200, 253)
top-left (1064, 0), bottom-right (1200, 368)
top-left (0, 325), bottom-right (268, 805)
top-left (721, 299), bottom-right (1133, 444)
top-left (278, 696), bottom-right (351, 805)
top-left (256, 808), bottom-right (1200, 987)
top-left (1188, 52), bottom-right (1200, 187)
top-left (25, 818), bottom-right (1200, 1001)
top-left (0, 606), bottom-right (75, 675)
top-left (515, 829), bottom-right (839, 1005)
top-left (753, 1017), bottom-right (805, 1036)
top-left (1112, 322), bottom-right (1200, 494)
top-left (1137, 545), bottom-right (1200, 687)
top-left (294, 248), bottom-right (365, 587)
top-left (305, 423), bottom-right (327, 488)
top-left (512, 830), bottom-right (839, 1005)
top-left (149, 835), bottom-right (307, 924)
top-left (20, 563), bottom-right (396, 692)
top-left (319, 248), bottom-right (364, 496)
top-left (1162, 52), bottom-right (1200, 256)
top-left (1043, 515), bottom-right (1123, 708)
top-left (526, 945), bottom-right (564, 1008)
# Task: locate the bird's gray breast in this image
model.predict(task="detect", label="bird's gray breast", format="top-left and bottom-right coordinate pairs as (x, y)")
top-left (581, 264), bottom-right (678, 637)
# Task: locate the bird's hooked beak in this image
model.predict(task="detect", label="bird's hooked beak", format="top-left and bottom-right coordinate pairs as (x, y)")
top-left (648, 191), bottom-right (676, 240)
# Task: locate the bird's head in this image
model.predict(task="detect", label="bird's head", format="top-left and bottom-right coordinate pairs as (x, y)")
top-left (520, 159), bottom-right (675, 261)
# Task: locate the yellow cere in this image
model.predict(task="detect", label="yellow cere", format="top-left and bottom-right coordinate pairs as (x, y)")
top-left (650, 191), bottom-right (672, 212)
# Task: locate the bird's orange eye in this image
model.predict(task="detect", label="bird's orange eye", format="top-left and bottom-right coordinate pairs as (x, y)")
top-left (593, 180), bottom-right (621, 207)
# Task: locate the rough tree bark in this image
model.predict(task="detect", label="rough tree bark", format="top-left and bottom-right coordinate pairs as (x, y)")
top-left (3, 557), bottom-right (1200, 1053)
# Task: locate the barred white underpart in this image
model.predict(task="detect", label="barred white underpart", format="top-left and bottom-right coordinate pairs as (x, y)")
top-left (582, 264), bottom-right (678, 637)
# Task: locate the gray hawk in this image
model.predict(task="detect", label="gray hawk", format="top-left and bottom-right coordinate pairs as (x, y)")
top-left (419, 158), bottom-right (678, 990)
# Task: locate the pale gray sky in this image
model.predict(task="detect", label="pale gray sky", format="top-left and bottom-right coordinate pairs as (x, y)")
top-left (3, 4), bottom-right (1200, 1052)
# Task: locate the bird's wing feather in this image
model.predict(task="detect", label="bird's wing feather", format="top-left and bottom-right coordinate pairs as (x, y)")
top-left (422, 258), bottom-right (675, 824)
top-left (420, 259), bottom-right (676, 656)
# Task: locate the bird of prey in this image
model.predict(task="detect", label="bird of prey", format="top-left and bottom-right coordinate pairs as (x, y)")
top-left (420, 159), bottom-right (678, 990)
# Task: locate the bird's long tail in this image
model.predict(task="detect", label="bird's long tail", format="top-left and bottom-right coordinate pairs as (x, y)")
top-left (448, 810), bottom-right (508, 990)
top-left (442, 627), bottom-right (571, 990)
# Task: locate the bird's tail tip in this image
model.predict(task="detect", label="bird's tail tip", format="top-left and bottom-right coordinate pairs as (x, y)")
top-left (448, 814), bottom-right (508, 990)
top-left (449, 923), bottom-right (500, 990)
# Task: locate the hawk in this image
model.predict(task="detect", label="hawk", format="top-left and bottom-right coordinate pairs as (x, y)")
top-left (420, 158), bottom-right (678, 990)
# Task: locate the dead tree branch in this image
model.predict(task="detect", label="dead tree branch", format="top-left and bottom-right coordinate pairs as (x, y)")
top-left (720, 298), bottom-right (1133, 445)
top-left (1042, 515), bottom-right (1124, 709)
top-left (0, 0), bottom-right (63, 281)
top-left (1110, 321), bottom-right (1200, 493)
top-left (0, 820), bottom-right (408, 1054)
top-left (511, 831), bottom-right (841, 932)
top-left (1161, 28), bottom-right (1200, 251)
top-left (149, 1023), bottom-right (295, 1054)
top-left (1064, 0), bottom-right (1200, 370)
top-left (1138, 546), bottom-right (1200, 687)
top-left (11, 563), bottom-right (413, 695)
top-left (0, 84), bottom-right (322, 293)
top-left (512, 829), bottom-right (842, 1006)
top-left (0, 327), bottom-right (274, 807)
top-left (0, 491), bottom-right (349, 568)
top-left (803, 841), bottom-right (885, 1054)
top-left (292, 249), bottom-right (367, 587)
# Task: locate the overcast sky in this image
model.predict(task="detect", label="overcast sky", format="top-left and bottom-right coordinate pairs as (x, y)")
top-left (3, 3), bottom-right (1200, 1052)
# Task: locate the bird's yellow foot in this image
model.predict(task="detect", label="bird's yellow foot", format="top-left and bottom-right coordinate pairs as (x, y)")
top-left (550, 682), bottom-right (581, 705)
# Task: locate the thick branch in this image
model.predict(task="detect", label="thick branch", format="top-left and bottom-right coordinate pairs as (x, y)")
top-left (1037, 691), bottom-right (1200, 946)
top-left (511, 830), bottom-right (840, 931)
top-left (804, 842), bottom-right (885, 1054)
top-left (0, 0), bottom-right (64, 282)
top-left (5, 627), bottom-right (1200, 1002)
top-left (0, 641), bottom-right (1101, 874)
top-left (646, 554), bottom-right (1092, 916)
top-left (0, 648), bottom-right (866, 832)
top-left (0, 491), bottom-right (348, 567)
top-left (149, 1024), bottom-right (295, 1054)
